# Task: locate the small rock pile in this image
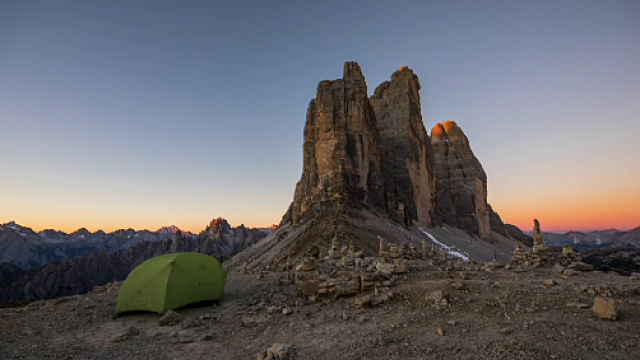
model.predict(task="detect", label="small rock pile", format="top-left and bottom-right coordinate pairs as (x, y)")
top-left (292, 237), bottom-right (403, 304)
top-left (291, 232), bottom-right (474, 306)
top-left (508, 219), bottom-right (591, 271)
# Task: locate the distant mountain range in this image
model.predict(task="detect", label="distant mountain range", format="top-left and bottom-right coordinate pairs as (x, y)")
top-left (0, 221), bottom-right (196, 270)
top-left (537, 228), bottom-right (640, 250)
top-left (0, 218), bottom-right (273, 302)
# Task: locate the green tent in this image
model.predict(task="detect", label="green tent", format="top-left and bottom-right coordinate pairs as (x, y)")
top-left (116, 252), bottom-right (227, 314)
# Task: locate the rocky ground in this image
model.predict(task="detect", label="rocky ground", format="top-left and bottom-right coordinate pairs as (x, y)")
top-left (1, 264), bottom-right (639, 360)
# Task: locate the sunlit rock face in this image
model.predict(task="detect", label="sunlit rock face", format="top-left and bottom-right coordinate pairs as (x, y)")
top-left (371, 66), bottom-right (435, 226)
top-left (431, 120), bottom-right (491, 239)
top-left (283, 62), bottom-right (386, 225)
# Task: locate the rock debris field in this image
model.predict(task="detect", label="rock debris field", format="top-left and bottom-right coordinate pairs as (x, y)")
top-left (2, 263), bottom-right (640, 360)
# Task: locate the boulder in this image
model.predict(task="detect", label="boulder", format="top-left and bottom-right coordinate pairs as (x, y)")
top-left (592, 297), bottom-right (618, 320)
top-left (158, 310), bottom-right (182, 326)
top-left (567, 262), bottom-right (595, 272)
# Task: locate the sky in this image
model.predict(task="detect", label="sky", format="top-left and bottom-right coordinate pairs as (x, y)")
top-left (1, 0), bottom-right (639, 233)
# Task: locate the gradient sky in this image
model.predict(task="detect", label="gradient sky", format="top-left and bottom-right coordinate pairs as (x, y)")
top-left (1, 0), bottom-right (639, 233)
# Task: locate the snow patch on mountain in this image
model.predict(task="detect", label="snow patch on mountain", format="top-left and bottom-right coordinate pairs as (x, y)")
top-left (419, 227), bottom-right (470, 262)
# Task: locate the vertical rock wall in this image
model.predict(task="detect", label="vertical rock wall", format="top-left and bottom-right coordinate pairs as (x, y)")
top-left (371, 66), bottom-right (435, 227)
top-left (284, 62), bottom-right (385, 225)
top-left (430, 120), bottom-right (491, 239)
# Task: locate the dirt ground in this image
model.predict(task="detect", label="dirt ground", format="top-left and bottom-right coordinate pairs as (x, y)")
top-left (1, 264), bottom-right (639, 360)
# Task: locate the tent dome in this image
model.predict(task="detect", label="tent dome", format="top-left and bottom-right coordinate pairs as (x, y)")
top-left (116, 252), bottom-right (227, 314)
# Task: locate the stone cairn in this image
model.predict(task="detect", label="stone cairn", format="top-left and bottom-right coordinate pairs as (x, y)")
top-left (293, 232), bottom-right (472, 306)
top-left (508, 219), bottom-right (582, 269)
top-left (293, 235), bottom-right (395, 306)
top-left (532, 219), bottom-right (548, 253)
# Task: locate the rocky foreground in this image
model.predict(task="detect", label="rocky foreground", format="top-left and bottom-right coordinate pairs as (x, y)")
top-left (1, 265), bottom-right (639, 360)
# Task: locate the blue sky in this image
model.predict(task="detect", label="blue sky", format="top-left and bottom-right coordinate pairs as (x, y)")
top-left (1, 0), bottom-right (639, 232)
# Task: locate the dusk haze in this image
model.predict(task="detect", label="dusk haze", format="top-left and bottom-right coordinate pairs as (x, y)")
top-left (2, 1), bottom-right (639, 233)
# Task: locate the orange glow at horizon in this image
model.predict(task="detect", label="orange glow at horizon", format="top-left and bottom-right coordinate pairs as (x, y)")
top-left (491, 186), bottom-right (640, 233)
top-left (3, 219), bottom-right (280, 235)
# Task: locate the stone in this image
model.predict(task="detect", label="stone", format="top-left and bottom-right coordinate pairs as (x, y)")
top-left (376, 262), bottom-right (395, 273)
top-left (111, 332), bottom-right (129, 343)
top-left (426, 290), bottom-right (449, 308)
top-left (553, 264), bottom-right (565, 273)
top-left (181, 318), bottom-right (203, 329)
top-left (544, 279), bottom-right (557, 286)
top-left (437, 328), bottom-right (445, 336)
top-left (567, 262), bottom-right (595, 272)
top-left (592, 297), bottom-right (617, 320)
top-left (111, 326), bottom-right (139, 343)
top-left (158, 310), bottom-right (181, 326)
top-left (566, 302), bottom-right (590, 309)
top-left (266, 343), bottom-right (291, 360)
top-left (562, 244), bottom-right (576, 256)
top-left (282, 307), bottom-right (293, 315)
top-left (499, 327), bottom-right (514, 336)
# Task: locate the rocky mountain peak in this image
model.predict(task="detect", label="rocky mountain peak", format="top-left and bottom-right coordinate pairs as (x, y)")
top-left (207, 217), bottom-right (232, 240)
top-left (209, 217), bottom-right (230, 229)
top-left (390, 65), bottom-right (417, 83)
top-left (157, 225), bottom-right (181, 234)
top-left (430, 122), bottom-right (447, 140)
top-left (343, 61), bottom-right (365, 80)
top-left (282, 61), bottom-right (385, 226)
top-left (71, 228), bottom-right (91, 237)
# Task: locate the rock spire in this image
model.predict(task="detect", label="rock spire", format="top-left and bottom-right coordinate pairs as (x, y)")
top-left (430, 120), bottom-right (492, 239)
top-left (282, 62), bottom-right (386, 226)
top-left (371, 66), bottom-right (435, 226)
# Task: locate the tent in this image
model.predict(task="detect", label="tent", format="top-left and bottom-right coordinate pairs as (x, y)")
top-left (116, 252), bottom-right (227, 314)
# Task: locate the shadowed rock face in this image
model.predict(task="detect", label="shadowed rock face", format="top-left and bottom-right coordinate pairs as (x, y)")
top-left (371, 66), bottom-right (435, 226)
top-left (283, 62), bottom-right (386, 226)
top-left (431, 120), bottom-right (491, 239)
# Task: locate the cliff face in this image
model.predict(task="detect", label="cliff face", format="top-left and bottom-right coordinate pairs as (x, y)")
top-left (282, 63), bottom-right (438, 229)
top-left (283, 62), bottom-right (386, 226)
top-left (430, 120), bottom-right (492, 239)
top-left (371, 66), bottom-right (435, 226)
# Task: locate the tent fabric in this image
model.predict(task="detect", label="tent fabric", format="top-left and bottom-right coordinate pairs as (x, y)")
top-left (116, 252), bottom-right (227, 314)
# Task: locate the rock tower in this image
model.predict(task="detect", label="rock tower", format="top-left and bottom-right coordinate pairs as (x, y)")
top-left (282, 63), bottom-right (438, 228)
top-left (430, 120), bottom-right (491, 239)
